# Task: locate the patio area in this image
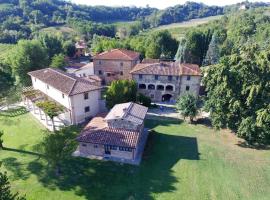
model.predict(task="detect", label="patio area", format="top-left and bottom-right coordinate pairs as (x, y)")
top-left (22, 88), bottom-right (72, 131)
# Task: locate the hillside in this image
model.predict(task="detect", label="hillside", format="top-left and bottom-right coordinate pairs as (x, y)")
top-left (150, 15), bottom-right (223, 40)
top-left (1, 1), bottom-right (269, 44)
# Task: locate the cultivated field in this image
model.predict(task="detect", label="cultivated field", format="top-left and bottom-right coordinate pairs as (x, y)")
top-left (0, 109), bottom-right (270, 200)
top-left (151, 15), bottom-right (224, 40)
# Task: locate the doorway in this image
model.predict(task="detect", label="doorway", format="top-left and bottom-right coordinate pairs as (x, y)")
top-left (162, 94), bottom-right (172, 102)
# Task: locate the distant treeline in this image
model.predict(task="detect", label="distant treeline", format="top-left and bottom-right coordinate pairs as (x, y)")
top-left (0, 0), bottom-right (270, 43)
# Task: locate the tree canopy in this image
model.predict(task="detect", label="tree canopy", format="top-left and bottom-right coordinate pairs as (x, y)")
top-left (0, 164), bottom-right (26, 200)
top-left (105, 80), bottom-right (137, 109)
top-left (7, 40), bottom-right (48, 86)
top-left (203, 43), bottom-right (270, 144)
top-left (176, 93), bottom-right (199, 123)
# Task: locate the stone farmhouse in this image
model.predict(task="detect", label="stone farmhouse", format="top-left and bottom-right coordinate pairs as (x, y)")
top-left (130, 60), bottom-right (202, 102)
top-left (25, 68), bottom-right (102, 131)
top-left (75, 40), bottom-right (87, 58)
top-left (74, 102), bottom-right (148, 165)
top-left (93, 49), bottom-right (140, 85)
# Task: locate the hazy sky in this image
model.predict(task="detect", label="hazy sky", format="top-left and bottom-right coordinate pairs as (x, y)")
top-left (72, 0), bottom-right (270, 9)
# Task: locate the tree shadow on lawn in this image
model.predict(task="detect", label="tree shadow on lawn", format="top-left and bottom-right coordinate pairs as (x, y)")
top-left (25, 120), bottom-right (200, 199)
top-left (1, 157), bottom-right (41, 181)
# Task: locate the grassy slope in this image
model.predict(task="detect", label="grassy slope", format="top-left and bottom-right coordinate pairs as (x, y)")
top-left (150, 15), bottom-right (224, 40)
top-left (39, 26), bottom-right (80, 40)
top-left (0, 111), bottom-right (270, 200)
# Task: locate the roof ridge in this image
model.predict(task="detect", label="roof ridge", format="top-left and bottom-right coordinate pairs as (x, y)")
top-left (122, 102), bottom-right (134, 119)
top-left (118, 49), bottom-right (133, 60)
top-left (130, 63), bottom-right (156, 73)
top-left (180, 64), bottom-right (199, 74)
top-left (49, 68), bottom-right (77, 81)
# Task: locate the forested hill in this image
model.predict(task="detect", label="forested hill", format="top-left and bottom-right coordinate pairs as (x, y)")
top-left (1, 0), bottom-right (270, 44)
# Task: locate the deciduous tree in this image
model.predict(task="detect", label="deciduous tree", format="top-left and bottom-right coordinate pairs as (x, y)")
top-left (106, 80), bottom-right (137, 109)
top-left (176, 93), bottom-right (199, 123)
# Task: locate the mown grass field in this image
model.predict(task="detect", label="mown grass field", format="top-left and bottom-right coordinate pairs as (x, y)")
top-left (0, 109), bottom-right (270, 200)
top-left (150, 15), bottom-right (224, 40)
top-left (39, 26), bottom-right (80, 40)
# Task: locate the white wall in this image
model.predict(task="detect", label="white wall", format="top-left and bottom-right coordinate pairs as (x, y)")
top-left (31, 77), bottom-right (71, 109)
top-left (31, 76), bottom-right (101, 125)
top-left (71, 90), bottom-right (100, 123)
top-left (75, 66), bottom-right (94, 78)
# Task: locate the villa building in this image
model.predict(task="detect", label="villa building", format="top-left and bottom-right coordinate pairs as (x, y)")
top-left (25, 68), bottom-right (102, 131)
top-left (74, 102), bottom-right (148, 165)
top-left (93, 49), bottom-right (140, 85)
top-left (75, 40), bottom-right (87, 57)
top-left (131, 60), bottom-right (202, 102)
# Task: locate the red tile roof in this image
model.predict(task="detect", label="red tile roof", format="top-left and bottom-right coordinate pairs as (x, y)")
top-left (93, 49), bottom-right (140, 61)
top-left (28, 68), bottom-right (102, 96)
top-left (130, 62), bottom-right (201, 76)
top-left (77, 127), bottom-right (140, 148)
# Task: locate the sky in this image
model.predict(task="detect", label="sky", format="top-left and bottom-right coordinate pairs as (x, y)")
top-left (72, 0), bottom-right (270, 9)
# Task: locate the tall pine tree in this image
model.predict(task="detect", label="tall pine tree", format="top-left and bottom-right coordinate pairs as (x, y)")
top-left (202, 33), bottom-right (220, 66)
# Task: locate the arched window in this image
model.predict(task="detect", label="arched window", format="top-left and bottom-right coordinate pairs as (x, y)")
top-left (166, 85), bottom-right (174, 91)
top-left (139, 84), bottom-right (146, 89)
top-left (148, 84), bottom-right (155, 90)
top-left (157, 85), bottom-right (164, 91)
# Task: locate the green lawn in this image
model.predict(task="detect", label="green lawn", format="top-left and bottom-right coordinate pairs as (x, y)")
top-left (1, 110), bottom-right (270, 200)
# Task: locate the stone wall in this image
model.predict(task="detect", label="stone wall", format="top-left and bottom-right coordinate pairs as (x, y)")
top-left (79, 142), bottom-right (135, 160)
top-left (132, 74), bottom-right (201, 102)
top-left (93, 59), bottom-right (139, 84)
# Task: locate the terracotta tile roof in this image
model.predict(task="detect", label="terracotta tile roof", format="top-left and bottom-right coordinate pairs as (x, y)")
top-left (142, 59), bottom-right (161, 63)
top-left (180, 64), bottom-right (202, 76)
top-left (77, 127), bottom-right (140, 148)
top-left (105, 102), bottom-right (148, 125)
top-left (93, 49), bottom-right (140, 61)
top-left (130, 62), bottom-right (201, 76)
top-left (28, 68), bottom-right (101, 96)
top-left (87, 75), bottom-right (102, 82)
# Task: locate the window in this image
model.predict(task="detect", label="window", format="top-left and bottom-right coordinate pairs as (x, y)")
top-left (120, 71), bottom-right (123, 76)
top-left (82, 143), bottom-right (87, 147)
top-left (94, 145), bottom-right (98, 148)
top-left (139, 84), bottom-right (146, 89)
top-left (98, 60), bottom-right (101, 65)
top-left (166, 85), bottom-right (173, 91)
top-left (186, 86), bottom-right (190, 91)
top-left (168, 76), bottom-right (172, 81)
top-left (47, 85), bottom-right (49, 89)
top-left (119, 147), bottom-right (132, 152)
top-left (62, 93), bottom-right (65, 99)
top-left (107, 73), bottom-right (111, 77)
top-left (139, 74), bottom-right (143, 79)
top-left (83, 73), bottom-right (86, 77)
top-left (84, 92), bottom-right (89, 100)
top-left (150, 94), bottom-right (154, 98)
top-left (155, 75), bottom-right (159, 80)
top-left (98, 70), bottom-right (103, 75)
top-left (84, 106), bottom-right (90, 113)
top-left (120, 62), bottom-right (123, 67)
top-left (157, 85), bottom-right (164, 91)
top-left (109, 145), bottom-right (117, 150)
top-left (148, 84), bottom-right (155, 90)
top-left (187, 75), bottom-right (191, 81)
